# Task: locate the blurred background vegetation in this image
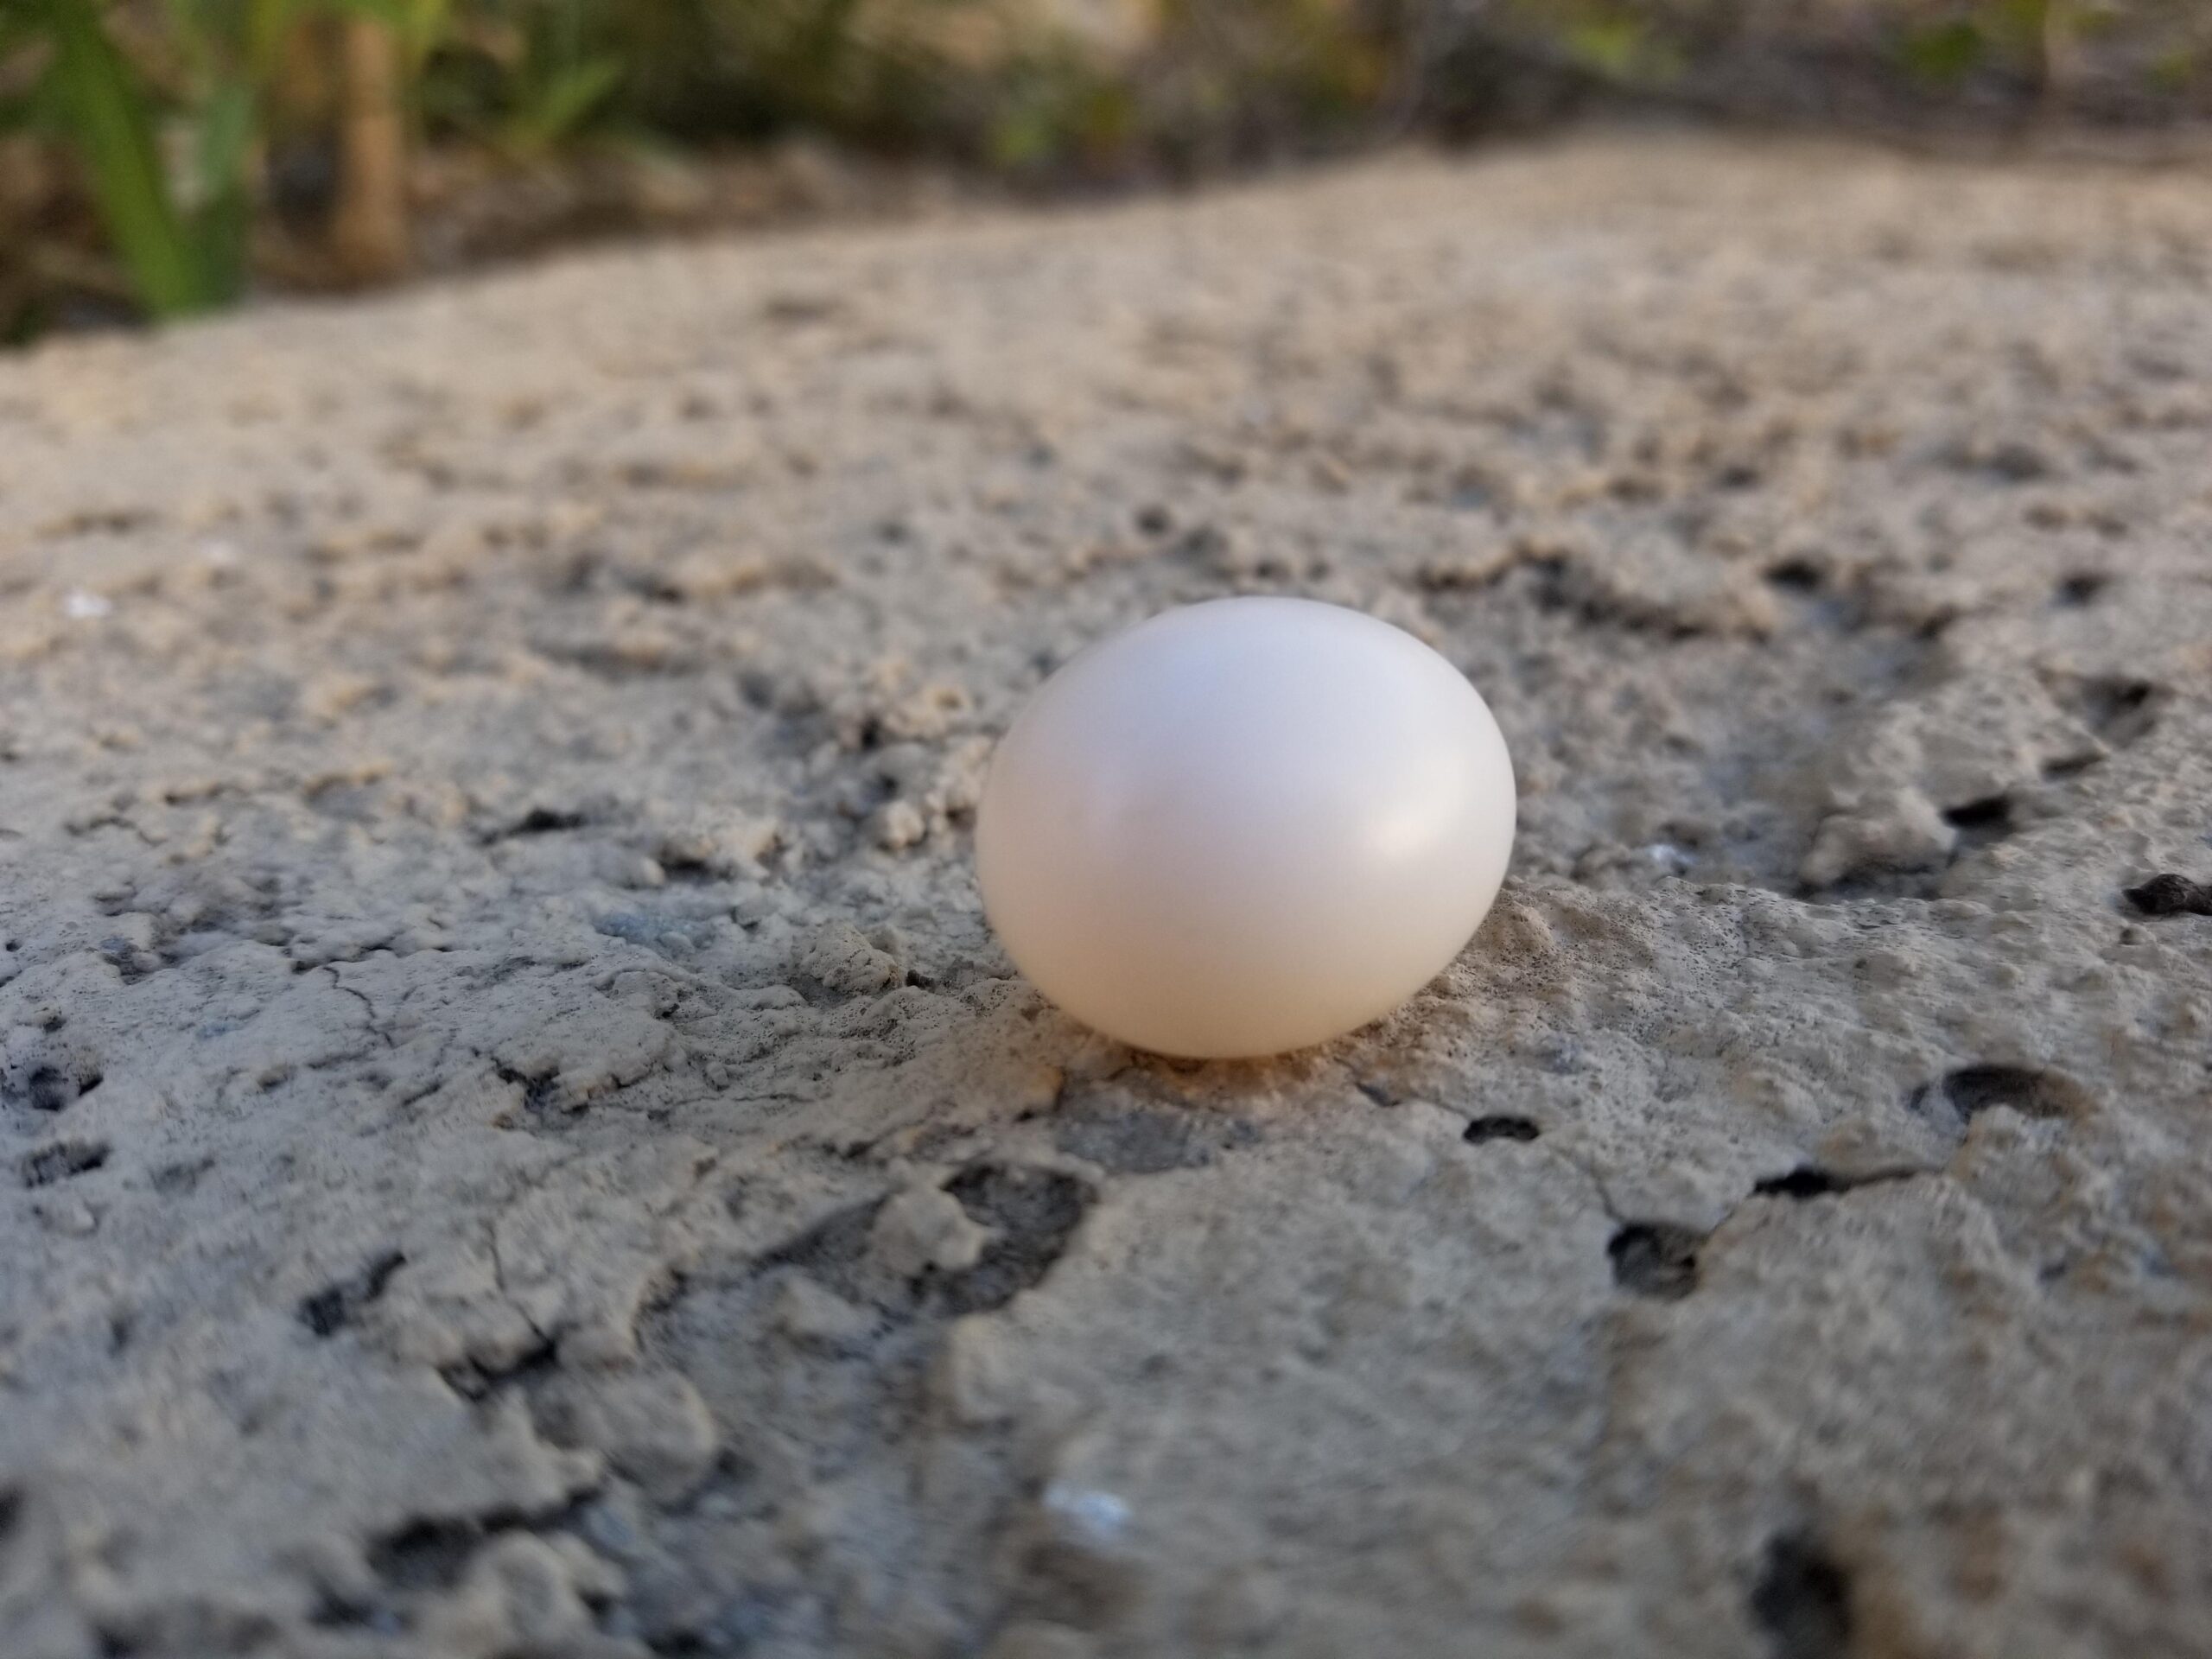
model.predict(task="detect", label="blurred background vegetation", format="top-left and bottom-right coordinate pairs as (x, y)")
top-left (3, 0), bottom-right (2210, 340)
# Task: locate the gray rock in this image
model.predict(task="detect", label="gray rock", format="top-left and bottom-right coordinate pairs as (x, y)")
top-left (2, 136), bottom-right (2209, 1657)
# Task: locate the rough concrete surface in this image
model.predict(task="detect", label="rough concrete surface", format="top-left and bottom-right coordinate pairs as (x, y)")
top-left (3, 135), bottom-right (2211, 1659)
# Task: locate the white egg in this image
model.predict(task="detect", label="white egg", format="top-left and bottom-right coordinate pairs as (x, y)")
top-left (976, 596), bottom-right (1516, 1058)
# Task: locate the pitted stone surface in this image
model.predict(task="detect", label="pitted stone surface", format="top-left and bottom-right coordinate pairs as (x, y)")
top-left (3, 137), bottom-right (2210, 1657)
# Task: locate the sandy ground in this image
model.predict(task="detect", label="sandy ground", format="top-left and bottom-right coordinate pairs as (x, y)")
top-left (3, 133), bottom-right (2211, 1659)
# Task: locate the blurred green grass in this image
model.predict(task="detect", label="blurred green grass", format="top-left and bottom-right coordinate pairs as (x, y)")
top-left (3, 0), bottom-right (2209, 338)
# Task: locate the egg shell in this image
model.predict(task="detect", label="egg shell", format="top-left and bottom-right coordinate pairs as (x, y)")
top-left (976, 597), bottom-right (1516, 1058)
